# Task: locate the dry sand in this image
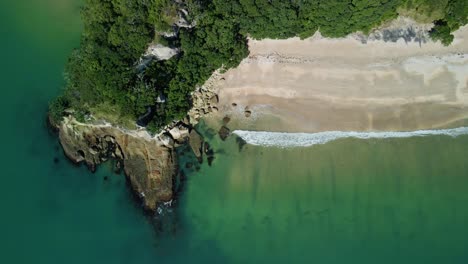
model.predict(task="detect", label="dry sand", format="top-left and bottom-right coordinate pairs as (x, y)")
top-left (209, 21), bottom-right (468, 133)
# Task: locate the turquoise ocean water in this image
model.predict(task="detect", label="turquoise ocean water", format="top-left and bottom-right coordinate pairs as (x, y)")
top-left (0, 0), bottom-right (160, 262)
top-left (1, 1), bottom-right (468, 263)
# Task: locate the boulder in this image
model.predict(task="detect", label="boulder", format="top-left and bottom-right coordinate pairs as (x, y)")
top-left (218, 126), bottom-right (231, 141)
top-left (193, 91), bottom-right (203, 99)
top-left (207, 155), bottom-right (215, 166)
top-left (159, 133), bottom-right (174, 148)
top-left (168, 125), bottom-right (189, 142)
top-left (244, 106), bottom-right (252, 117)
top-left (144, 44), bottom-right (179, 61)
top-left (210, 95), bottom-right (219, 104)
top-left (168, 127), bottom-right (182, 140)
top-left (189, 129), bottom-right (203, 161)
top-left (178, 125), bottom-right (190, 140)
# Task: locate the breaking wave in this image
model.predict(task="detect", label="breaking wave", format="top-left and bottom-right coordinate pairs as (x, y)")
top-left (233, 127), bottom-right (468, 147)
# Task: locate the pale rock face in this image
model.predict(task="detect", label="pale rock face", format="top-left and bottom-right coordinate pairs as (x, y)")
top-left (187, 70), bottom-right (225, 125)
top-left (159, 133), bottom-right (175, 148)
top-left (169, 127), bottom-right (182, 140)
top-left (168, 125), bottom-right (190, 142)
top-left (178, 126), bottom-right (190, 139)
top-left (145, 44), bottom-right (179, 61)
top-left (159, 31), bottom-right (177, 38)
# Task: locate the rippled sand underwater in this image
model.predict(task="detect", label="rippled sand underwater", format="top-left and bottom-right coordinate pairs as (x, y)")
top-left (176, 124), bottom-right (468, 263)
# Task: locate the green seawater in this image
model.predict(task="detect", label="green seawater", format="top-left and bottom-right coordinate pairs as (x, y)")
top-left (178, 126), bottom-right (468, 263)
top-left (1, 0), bottom-right (160, 262)
top-left (2, 1), bottom-right (468, 263)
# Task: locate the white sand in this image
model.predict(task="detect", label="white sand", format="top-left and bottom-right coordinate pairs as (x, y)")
top-left (210, 23), bottom-right (468, 133)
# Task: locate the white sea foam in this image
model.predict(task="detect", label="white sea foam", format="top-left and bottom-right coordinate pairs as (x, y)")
top-left (233, 127), bottom-right (468, 147)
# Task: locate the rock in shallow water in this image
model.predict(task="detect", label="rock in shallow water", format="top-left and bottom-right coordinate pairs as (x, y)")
top-left (189, 129), bottom-right (203, 162)
top-left (218, 126), bottom-right (231, 141)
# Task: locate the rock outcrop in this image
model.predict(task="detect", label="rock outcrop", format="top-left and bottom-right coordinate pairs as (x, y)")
top-left (189, 129), bottom-right (203, 162)
top-left (57, 117), bottom-right (176, 211)
top-left (169, 125), bottom-right (190, 143)
top-left (187, 70), bottom-right (224, 125)
top-left (218, 126), bottom-right (231, 141)
top-left (144, 44), bottom-right (179, 61)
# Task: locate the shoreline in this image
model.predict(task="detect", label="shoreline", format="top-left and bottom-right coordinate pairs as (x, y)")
top-left (205, 21), bottom-right (468, 134)
top-left (51, 17), bottom-right (468, 211)
top-left (233, 126), bottom-right (468, 148)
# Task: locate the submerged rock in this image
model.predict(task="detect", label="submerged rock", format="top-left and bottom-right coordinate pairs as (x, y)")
top-left (189, 129), bottom-right (203, 162)
top-left (169, 126), bottom-right (190, 142)
top-left (218, 126), bottom-right (231, 141)
top-left (236, 136), bottom-right (247, 151)
top-left (205, 142), bottom-right (215, 166)
top-left (207, 155), bottom-right (215, 166)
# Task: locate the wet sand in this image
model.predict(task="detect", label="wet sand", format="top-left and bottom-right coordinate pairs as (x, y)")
top-left (210, 22), bottom-right (468, 133)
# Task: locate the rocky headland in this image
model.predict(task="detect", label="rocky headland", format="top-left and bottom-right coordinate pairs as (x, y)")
top-left (52, 56), bottom-right (230, 214)
top-left (56, 117), bottom-right (178, 211)
top-left (52, 115), bottom-right (215, 212)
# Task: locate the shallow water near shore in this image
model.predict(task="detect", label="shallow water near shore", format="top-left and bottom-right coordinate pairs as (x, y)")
top-left (2, 0), bottom-right (468, 263)
top-left (177, 125), bottom-right (468, 263)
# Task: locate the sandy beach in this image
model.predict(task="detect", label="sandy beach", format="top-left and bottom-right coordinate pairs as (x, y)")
top-left (209, 19), bottom-right (468, 133)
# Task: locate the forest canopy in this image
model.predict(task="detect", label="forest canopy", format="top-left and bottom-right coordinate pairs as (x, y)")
top-left (49, 0), bottom-right (468, 131)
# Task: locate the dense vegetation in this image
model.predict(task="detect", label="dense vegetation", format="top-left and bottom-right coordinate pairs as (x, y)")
top-left (400, 0), bottom-right (468, 45)
top-left (50, 0), bottom-right (468, 131)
